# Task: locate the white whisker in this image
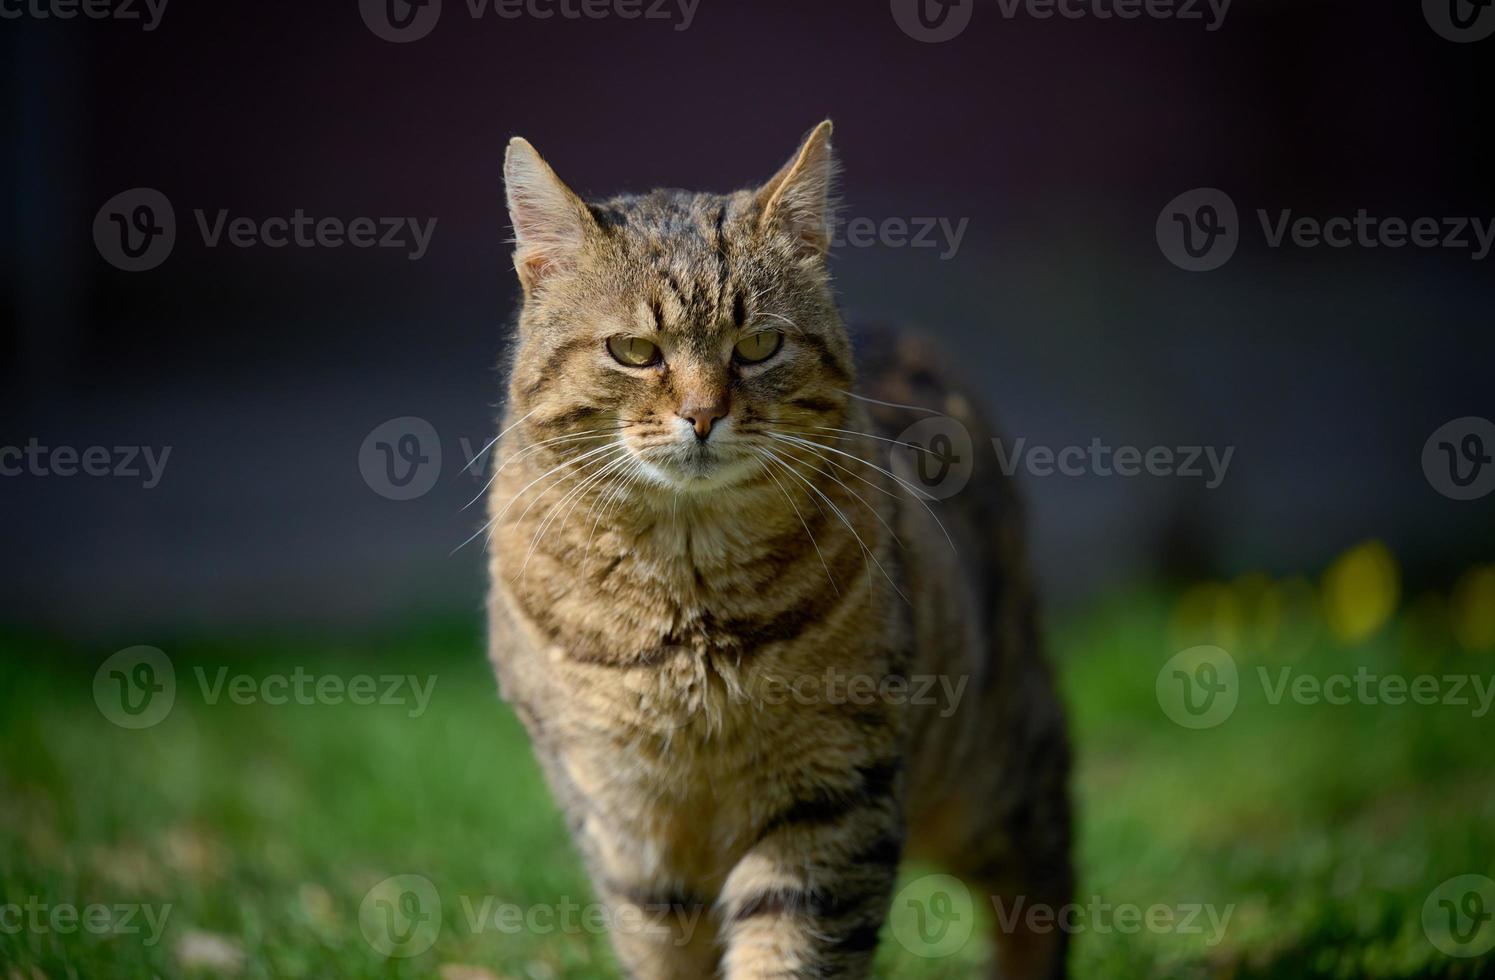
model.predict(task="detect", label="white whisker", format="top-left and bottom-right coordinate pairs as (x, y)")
top-left (834, 388), bottom-right (943, 416)
top-left (771, 440), bottom-right (905, 549)
top-left (452, 440), bottom-right (623, 555)
top-left (760, 446), bottom-right (908, 604)
top-left (751, 450), bottom-right (838, 595)
top-left (457, 407), bottom-right (538, 479)
top-left (582, 457), bottom-right (647, 571)
top-left (515, 448), bottom-right (633, 582)
top-left (461, 427), bottom-right (624, 511)
top-left (770, 432), bottom-right (956, 555)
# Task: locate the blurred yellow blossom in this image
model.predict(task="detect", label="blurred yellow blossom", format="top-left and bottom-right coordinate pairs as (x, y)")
top-left (1170, 581), bottom-right (1244, 651)
top-left (1451, 564), bottom-right (1495, 653)
top-left (1321, 540), bottom-right (1400, 644)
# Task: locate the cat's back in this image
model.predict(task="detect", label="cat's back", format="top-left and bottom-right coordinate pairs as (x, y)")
top-left (850, 324), bottom-right (1039, 678)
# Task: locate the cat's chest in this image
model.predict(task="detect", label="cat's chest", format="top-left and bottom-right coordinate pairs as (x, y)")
top-left (536, 515), bottom-right (784, 659)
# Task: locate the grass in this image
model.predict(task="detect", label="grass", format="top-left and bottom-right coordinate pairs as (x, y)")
top-left (1, 590), bottom-right (1493, 979)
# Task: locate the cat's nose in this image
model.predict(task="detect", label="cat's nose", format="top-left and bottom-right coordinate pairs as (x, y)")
top-left (678, 394), bottom-right (729, 441)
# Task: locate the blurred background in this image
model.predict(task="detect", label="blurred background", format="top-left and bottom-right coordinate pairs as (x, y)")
top-left (2, 0), bottom-right (1493, 977)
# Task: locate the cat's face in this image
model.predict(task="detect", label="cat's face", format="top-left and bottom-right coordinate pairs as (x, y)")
top-left (503, 123), bottom-right (854, 494)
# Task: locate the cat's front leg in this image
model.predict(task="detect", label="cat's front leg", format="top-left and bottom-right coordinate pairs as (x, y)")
top-left (591, 879), bottom-right (718, 980)
top-left (564, 805), bottom-right (721, 980)
top-left (717, 759), bottom-right (906, 979)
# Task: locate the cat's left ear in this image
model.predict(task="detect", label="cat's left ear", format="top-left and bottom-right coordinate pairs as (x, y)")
top-left (755, 120), bottom-right (838, 261)
top-left (505, 137), bottom-right (598, 294)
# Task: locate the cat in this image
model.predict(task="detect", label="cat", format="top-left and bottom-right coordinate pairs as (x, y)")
top-left (485, 121), bottom-right (1072, 979)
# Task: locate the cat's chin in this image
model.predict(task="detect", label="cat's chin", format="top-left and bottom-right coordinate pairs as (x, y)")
top-left (633, 452), bottom-right (759, 495)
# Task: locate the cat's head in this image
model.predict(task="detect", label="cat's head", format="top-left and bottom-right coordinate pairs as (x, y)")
top-left (502, 122), bottom-right (853, 493)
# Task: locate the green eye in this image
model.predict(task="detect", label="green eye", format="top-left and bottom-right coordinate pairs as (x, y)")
top-left (734, 330), bottom-right (783, 364)
top-left (607, 336), bottom-right (661, 367)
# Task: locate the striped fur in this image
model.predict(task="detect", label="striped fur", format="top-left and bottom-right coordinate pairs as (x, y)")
top-left (486, 122), bottom-right (1071, 979)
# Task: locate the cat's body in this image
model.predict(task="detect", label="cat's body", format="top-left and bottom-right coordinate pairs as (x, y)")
top-left (486, 123), bottom-right (1071, 979)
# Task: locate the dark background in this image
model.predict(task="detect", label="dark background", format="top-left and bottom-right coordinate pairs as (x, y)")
top-left (3, 0), bottom-right (1492, 635)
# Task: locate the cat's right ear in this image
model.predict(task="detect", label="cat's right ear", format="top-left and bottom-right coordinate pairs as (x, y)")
top-left (754, 120), bottom-right (838, 261)
top-left (504, 138), bottom-right (596, 294)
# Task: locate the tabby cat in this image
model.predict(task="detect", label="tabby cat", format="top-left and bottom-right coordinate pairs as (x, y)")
top-left (485, 121), bottom-right (1072, 979)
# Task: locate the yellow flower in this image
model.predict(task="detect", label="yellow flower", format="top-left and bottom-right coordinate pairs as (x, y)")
top-left (1322, 540), bottom-right (1400, 645)
top-left (1451, 565), bottom-right (1495, 653)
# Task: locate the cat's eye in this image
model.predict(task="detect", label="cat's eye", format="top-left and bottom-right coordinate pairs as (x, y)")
top-left (607, 335), bottom-right (661, 368)
top-left (734, 330), bottom-right (783, 365)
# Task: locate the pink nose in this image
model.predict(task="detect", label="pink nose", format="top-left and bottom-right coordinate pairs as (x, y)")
top-left (679, 395), bottom-right (729, 440)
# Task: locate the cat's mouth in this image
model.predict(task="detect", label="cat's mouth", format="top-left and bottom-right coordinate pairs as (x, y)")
top-left (634, 440), bottom-right (758, 491)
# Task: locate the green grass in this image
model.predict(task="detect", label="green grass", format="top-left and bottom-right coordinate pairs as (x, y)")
top-left (1, 594), bottom-right (1493, 979)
